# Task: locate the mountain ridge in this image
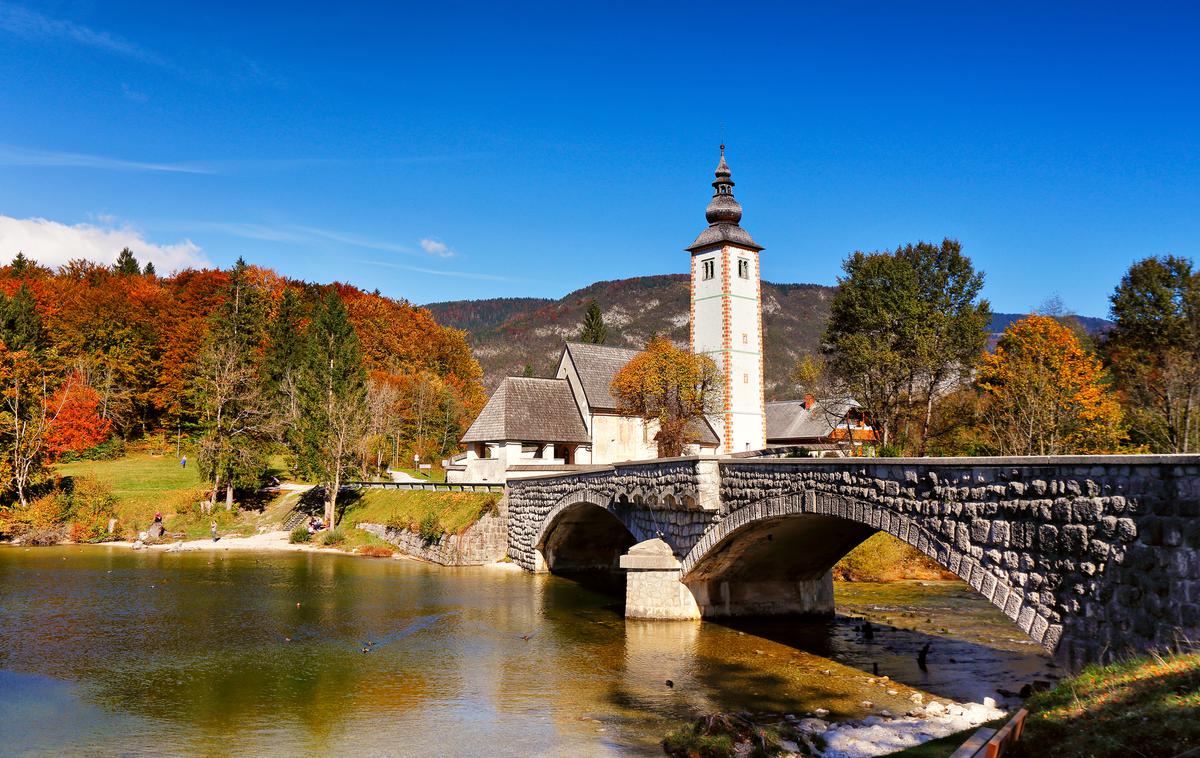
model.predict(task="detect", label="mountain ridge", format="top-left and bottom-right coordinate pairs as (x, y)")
top-left (424, 274), bottom-right (1112, 398)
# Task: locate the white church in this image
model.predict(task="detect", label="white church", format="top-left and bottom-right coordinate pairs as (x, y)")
top-left (446, 148), bottom-right (870, 483)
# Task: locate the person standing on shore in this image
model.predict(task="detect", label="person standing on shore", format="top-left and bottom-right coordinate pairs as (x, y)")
top-left (210, 521), bottom-right (218, 542)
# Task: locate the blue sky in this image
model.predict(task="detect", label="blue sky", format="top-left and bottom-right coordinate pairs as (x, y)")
top-left (0, 1), bottom-right (1196, 317)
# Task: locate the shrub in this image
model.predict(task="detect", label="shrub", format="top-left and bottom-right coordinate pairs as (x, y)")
top-left (320, 528), bottom-right (345, 546)
top-left (417, 512), bottom-right (443, 544)
top-left (290, 526), bottom-right (312, 544)
top-left (61, 436), bottom-right (126, 463)
top-left (357, 545), bottom-right (394, 558)
top-left (0, 491), bottom-right (70, 541)
top-left (66, 476), bottom-right (118, 542)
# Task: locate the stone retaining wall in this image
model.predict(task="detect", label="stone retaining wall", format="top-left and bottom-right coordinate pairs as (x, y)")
top-left (358, 498), bottom-right (509, 566)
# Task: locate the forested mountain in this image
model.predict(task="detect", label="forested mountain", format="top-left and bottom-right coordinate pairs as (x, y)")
top-left (426, 274), bottom-right (1112, 399)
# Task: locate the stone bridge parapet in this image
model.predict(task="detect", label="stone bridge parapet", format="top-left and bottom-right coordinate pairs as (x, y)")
top-left (506, 454), bottom-right (1200, 665)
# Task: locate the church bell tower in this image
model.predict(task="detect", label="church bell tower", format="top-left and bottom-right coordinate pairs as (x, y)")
top-left (687, 146), bottom-right (766, 454)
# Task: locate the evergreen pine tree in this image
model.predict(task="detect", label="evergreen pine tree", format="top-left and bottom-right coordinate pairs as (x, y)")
top-left (580, 299), bottom-right (607, 344)
top-left (114, 247), bottom-right (141, 275)
top-left (265, 288), bottom-right (306, 432)
top-left (194, 258), bottom-right (274, 509)
top-left (10, 252), bottom-right (31, 275)
top-left (143, 261), bottom-right (156, 277)
top-left (522, 363), bottom-right (534, 377)
top-left (296, 291), bottom-right (368, 528)
top-left (0, 284), bottom-right (44, 353)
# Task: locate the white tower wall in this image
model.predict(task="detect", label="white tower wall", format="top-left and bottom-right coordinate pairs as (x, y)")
top-left (690, 244), bottom-right (766, 454)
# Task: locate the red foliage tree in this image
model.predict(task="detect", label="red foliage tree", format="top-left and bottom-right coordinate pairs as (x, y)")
top-left (44, 373), bottom-right (113, 461)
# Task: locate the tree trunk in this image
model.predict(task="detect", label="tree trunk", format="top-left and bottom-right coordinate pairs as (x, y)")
top-left (225, 482), bottom-right (234, 510)
top-left (209, 471), bottom-right (220, 515)
top-left (326, 472), bottom-right (339, 529)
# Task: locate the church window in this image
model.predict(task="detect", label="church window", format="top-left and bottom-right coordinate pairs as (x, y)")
top-left (738, 259), bottom-right (749, 279)
top-left (743, 373), bottom-right (749, 384)
top-left (702, 259), bottom-right (714, 280)
top-left (742, 333), bottom-right (748, 345)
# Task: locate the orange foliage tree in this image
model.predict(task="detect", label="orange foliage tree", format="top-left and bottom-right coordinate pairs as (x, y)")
top-left (976, 315), bottom-right (1125, 455)
top-left (44, 373), bottom-right (112, 461)
top-left (611, 335), bottom-right (720, 457)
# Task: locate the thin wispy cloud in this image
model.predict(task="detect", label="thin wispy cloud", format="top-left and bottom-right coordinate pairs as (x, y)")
top-left (190, 221), bottom-right (460, 259)
top-left (0, 2), bottom-right (166, 66)
top-left (420, 238), bottom-right (455, 258)
top-left (357, 259), bottom-right (519, 283)
top-left (292, 225), bottom-right (418, 255)
top-left (0, 144), bottom-right (214, 174)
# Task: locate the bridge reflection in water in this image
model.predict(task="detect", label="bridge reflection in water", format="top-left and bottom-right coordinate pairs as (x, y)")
top-left (507, 454), bottom-right (1200, 667)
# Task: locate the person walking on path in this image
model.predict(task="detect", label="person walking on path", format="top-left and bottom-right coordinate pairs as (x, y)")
top-left (210, 520), bottom-right (218, 542)
top-left (181, 455), bottom-right (187, 468)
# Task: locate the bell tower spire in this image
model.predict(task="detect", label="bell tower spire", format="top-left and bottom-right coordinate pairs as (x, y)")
top-left (687, 146), bottom-right (766, 454)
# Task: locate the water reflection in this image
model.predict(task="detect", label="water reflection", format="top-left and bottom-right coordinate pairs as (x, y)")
top-left (0, 546), bottom-right (1053, 756)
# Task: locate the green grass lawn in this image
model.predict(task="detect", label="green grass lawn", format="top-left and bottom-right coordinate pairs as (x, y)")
top-left (887, 651), bottom-right (1200, 757)
top-left (340, 488), bottom-right (497, 536)
top-left (394, 467), bottom-right (446, 482)
top-left (1013, 651), bottom-right (1200, 757)
top-left (57, 454), bottom-right (205, 532)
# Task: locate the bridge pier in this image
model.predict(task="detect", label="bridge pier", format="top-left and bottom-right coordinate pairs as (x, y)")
top-left (619, 539), bottom-right (701, 620)
top-left (686, 573), bottom-right (835, 618)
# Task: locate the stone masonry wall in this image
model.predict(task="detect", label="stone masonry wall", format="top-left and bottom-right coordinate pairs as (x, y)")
top-left (508, 454), bottom-right (1200, 666)
top-left (506, 458), bottom-right (720, 572)
top-left (358, 498), bottom-right (508, 566)
top-left (716, 457), bottom-right (1200, 666)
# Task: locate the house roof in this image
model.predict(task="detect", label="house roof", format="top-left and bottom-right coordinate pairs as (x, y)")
top-left (562, 341), bottom-right (640, 412)
top-left (765, 398), bottom-right (861, 442)
top-left (687, 416), bottom-right (720, 446)
top-left (461, 377), bottom-right (590, 444)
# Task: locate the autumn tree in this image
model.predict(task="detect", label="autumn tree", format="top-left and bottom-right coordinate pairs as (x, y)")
top-left (976, 315), bottom-right (1125, 455)
top-left (295, 291), bottom-right (368, 528)
top-left (0, 285), bottom-right (52, 505)
top-left (611, 335), bottom-right (720, 457)
top-left (44, 373), bottom-right (112, 461)
top-left (580, 299), bottom-right (607, 345)
top-left (822, 240), bottom-right (990, 453)
top-left (1106, 255), bottom-right (1200, 452)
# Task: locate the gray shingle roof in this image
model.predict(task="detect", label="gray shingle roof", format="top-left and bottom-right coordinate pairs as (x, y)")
top-left (461, 377), bottom-right (590, 444)
top-left (686, 222), bottom-right (763, 252)
top-left (765, 398), bottom-right (859, 442)
top-left (562, 342), bottom-right (641, 412)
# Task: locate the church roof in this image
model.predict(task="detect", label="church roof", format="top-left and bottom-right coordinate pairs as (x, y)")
top-left (686, 146), bottom-right (763, 252)
top-left (562, 341), bottom-right (641, 412)
top-left (461, 377), bottom-right (590, 444)
top-left (765, 398), bottom-right (860, 442)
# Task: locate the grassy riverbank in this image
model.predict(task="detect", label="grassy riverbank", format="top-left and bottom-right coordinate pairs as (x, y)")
top-left (834, 533), bottom-right (955, 582)
top-left (341, 488), bottom-right (500, 536)
top-left (57, 454), bottom-right (204, 531)
top-left (887, 650), bottom-right (1200, 757)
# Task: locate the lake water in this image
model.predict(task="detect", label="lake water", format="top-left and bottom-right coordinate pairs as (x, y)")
top-left (0, 546), bottom-right (1055, 756)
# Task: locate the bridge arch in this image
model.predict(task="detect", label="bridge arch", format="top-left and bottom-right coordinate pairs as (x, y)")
top-left (533, 493), bottom-right (642, 574)
top-left (680, 489), bottom-right (1053, 647)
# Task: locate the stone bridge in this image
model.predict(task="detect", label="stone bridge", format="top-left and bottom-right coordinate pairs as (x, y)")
top-left (505, 455), bottom-right (1200, 666)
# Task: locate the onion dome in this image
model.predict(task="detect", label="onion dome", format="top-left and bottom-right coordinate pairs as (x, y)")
top-left (687, 145), bottom-right (762, 252)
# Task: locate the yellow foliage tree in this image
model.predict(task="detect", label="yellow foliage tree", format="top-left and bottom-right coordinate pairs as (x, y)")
top-left (976, 315), bottom-right (1125, 455)
top-left (610, 336), bottom-right (720, 458)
